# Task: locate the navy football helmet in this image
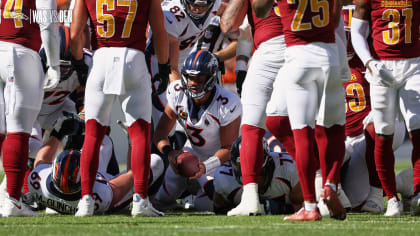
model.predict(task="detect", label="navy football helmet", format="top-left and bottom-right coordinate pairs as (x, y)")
top-left (182, 0), bottom-right (215, 23)
top-left (181, 50), bottom-right (220, 99)
top-left (51, 149), bottom-right (81, 195)
top-left (40, 25), bottom-right (75, 82)
top-left (230, 136), bottom-right (275, 187)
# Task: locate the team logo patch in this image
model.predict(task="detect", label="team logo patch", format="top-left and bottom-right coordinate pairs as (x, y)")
top-left (180, 111), bottom-right (188, 120)
top-left (205, 30), bottom-right (213, 39)
top-left (113, 57), bottom-right (120, 62)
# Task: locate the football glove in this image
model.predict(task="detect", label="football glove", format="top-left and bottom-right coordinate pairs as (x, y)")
top-left (235, 70), bottom-right (247, 96)
top-left (152, 62), bottom-right (171, 95)
top-left (50, 111), bottom-right (85, 141)
top-left (43, 65), bottom-right (60, 90)
top-left (214, 53), bottom-right (225, 75)
top-left (71, 56), bottom-right (89, 86)
top-left (367, 60), bottom-right (395, 87)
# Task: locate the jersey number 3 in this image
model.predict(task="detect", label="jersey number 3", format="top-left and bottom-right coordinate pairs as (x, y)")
top-left (96, 0), bottom-right (138, 38)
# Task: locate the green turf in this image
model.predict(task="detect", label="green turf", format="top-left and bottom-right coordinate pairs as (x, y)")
top-left (0, 160), bottom-right (416, 236)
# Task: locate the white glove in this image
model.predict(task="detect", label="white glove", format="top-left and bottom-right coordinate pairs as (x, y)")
top-left (43, 65), bottom-right (60, 89)
top-left (366, 60), bottom-right (395, 87)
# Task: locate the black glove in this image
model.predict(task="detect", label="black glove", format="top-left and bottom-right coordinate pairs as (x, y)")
top-left (235, 70), bottom-right (247, 96)
top-left (71, 56), bottom-right (89, 86)
top-left (214, 54), bottom-right (225, 75)
top-left (50, 111), bottom-right (85, 141)
top-left (152, 61), bottom-right (171, 95)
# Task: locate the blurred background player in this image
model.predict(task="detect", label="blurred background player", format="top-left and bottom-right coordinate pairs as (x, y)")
top-left (220, 0), bottom-right (290, 216)
top-left (351, 0), bottom-right (420, 216)
top-left (70, 0), bottom-right (169, 217)
top-left (0, 0), bottom-right (60, 217)
top-left (153, 50), bottom-right (241, 211)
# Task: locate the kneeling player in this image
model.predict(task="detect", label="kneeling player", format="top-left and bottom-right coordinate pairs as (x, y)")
top-left (153, 50), bottom-right (241, 211)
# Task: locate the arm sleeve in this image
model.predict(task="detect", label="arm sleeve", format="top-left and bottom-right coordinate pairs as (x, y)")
top-left (36, 0), bottom-right (60, 67)
top-left (350, 17), bottom-right (372, 66)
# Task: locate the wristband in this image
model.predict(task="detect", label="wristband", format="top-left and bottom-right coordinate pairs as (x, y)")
top-left (162, 145), bottom-right (173, 156)
top-left (203, 156), bottom-right (221, 174)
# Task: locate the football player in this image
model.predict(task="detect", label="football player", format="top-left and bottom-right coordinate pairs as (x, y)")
top-left (27, 149), bottom-right (165, 215)
top-left (0, 0), bottom-right (60, 217)
top-left (213, 137), bottom-right (302, 215)
top-left (153, 50), bottom-right (241, 211)
top-left (147, 0), bottom-right (221, 131)
top-left (70, 0), bottom-right (169, 217)
top-left (351, 0), bottom-right (420, 216)
top-left (269, 0), bottom-right (347, 221)
top-left (220, 0), bottom-right (290, 217)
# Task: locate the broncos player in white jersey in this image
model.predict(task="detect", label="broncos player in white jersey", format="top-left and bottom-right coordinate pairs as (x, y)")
top-left (28, 149), bottom-right (165, 215)
top-left (29, 25), bottom-right (91, 160)
top-left (153, 50), bottom-right (241, 210)
top-left (213, 137), bottom-right (302, 214)
top-left (147, 0), bottom-right (221, 130)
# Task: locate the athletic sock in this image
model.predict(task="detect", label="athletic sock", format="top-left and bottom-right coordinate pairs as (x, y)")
top-left (240, 124), bottom-right (265, 185)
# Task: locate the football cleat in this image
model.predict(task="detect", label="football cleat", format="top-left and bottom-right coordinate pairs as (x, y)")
top-left (321, 185), bottom-right (346, 220)
top-left (75, 195), bottom-right (95, 217)
top-left (361, 186), bottom-right (384, 213)
top-left (410, 194), bottom-right (420, 216)
top-left (227, 183), bottom-right (264, 216)
top-left (132, 194), bottom-right (164, 217)
top-left (284, 207), bottom-right (322, 221)
top-left (384, 197), bottom-right (403, 216)
top-left (1, 194), bottom-right (39, 217)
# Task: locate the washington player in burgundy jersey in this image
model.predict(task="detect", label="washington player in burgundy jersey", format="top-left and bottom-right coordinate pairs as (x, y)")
top-left (0, 0), bottom-right (60, 217)
top-left (70, 0), bottom-right (169, 217)
top-left (351, 0), bottom-right (420, 216)
top-left (270, 0), bottom-right (346, 221)
top-left (220, 0), bottom-right (295, 216)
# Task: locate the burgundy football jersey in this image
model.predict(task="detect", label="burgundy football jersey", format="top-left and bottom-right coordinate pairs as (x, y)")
top-left (276, 0), bottom-right (335, 46)
top-left (247, 0), bottom-right (283, 49)
top-left (85, 0), bottom-right (151, 51)
top-left (366, 0), bottom-right (420, 60)
top-left (343, 58), bottom-right (371, 137)
top-left (0, 0), bottom-right (41, 51)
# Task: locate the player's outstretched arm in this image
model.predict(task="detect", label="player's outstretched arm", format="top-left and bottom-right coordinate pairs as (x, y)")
top-left (168, 34), bottom-right (181, 82)
top-left (220, 0), bottom-right (248, 34)
top-left (109, 171), bottom-right (134, 207)
top-left (152, 104), bottom-right (183, 172)
top-left (149, 0), bottom-right (169, 65)
top-left (350, 0), bottom-right (372, 66)
top-left (70, 0), bottom-right (88, 61)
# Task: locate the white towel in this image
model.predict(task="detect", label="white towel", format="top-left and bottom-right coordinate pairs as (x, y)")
top-left (103, 47), bottom-right (127, 95)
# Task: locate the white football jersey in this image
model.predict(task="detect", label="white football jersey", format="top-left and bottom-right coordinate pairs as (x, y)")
top-left (28, 164), bottom-right (113, 214)
top-left (213, 153), bottom-right (299, 205)
top-left (147, 0), bottom-right (221, 73)
top-left (37, 50), bottom-right (92, 130)
top-left (167, 80), bottom-right (241, 160)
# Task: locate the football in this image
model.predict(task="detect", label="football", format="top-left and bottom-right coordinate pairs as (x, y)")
top-left (177, 151), bottom-right (200, 178)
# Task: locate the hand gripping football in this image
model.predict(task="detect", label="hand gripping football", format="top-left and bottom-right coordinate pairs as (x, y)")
top-left (177, 151), bottom-right (200, 178)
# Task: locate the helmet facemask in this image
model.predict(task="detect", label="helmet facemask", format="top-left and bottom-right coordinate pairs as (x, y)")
top-left (182, 0), bottom-right (215, 22)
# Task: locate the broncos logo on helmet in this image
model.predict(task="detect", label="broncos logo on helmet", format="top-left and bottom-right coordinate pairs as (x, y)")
top-left (51, 149), bottom-right (81, 195)
top-left (181, 50), bottom-right (221, 99)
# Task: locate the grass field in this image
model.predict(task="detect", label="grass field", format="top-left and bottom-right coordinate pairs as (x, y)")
top-left (0, 160), bottom-right (417, 236)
